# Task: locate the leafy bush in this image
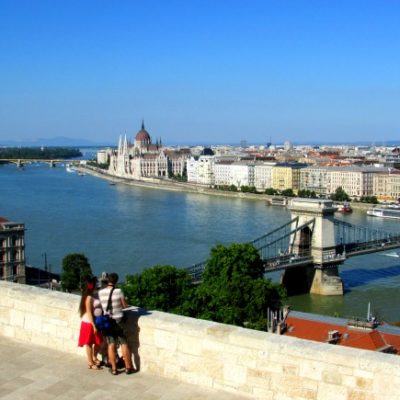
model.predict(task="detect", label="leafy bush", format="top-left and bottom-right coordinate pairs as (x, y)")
top-left (60, 253), bottom-right (92, 292)
top-left (123, 265), bottom-right (194, 312)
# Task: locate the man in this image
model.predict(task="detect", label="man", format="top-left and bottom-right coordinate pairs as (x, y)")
top-left (99, 272), bottom-right (134, 375)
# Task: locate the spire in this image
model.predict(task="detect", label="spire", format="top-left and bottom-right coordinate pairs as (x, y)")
top-left (123, 134), bottom-right (128, 155)
top-left (141, 119), bottom-right (145, 130)
top-left (118, 135), bottom-right (122, 154)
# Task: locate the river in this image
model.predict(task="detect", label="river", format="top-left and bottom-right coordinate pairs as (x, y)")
top-left (1, 161), bottom-right (399, 322)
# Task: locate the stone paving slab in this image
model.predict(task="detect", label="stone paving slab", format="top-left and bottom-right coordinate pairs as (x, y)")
top-left (0, 336), bottom-right (249, 400)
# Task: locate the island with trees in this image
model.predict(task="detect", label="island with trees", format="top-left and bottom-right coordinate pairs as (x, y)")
top-left (0, 147), bottom-right (82, 162)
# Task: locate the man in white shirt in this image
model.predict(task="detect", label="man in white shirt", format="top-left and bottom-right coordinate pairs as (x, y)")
top-left (99, 272), bottom-right (134, 375)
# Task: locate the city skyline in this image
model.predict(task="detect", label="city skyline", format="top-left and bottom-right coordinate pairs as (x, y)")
top-left (1, 1), bottom-right (399, 145)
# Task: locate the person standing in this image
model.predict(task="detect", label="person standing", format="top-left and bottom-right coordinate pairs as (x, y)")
top-left (99, 272), bottom-right (134, 375)
top-left (78, 277), bottom-right (103, 369)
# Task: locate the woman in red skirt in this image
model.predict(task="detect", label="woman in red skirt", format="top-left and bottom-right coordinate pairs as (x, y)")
top-left (78, 277), bottom-right (103, 369)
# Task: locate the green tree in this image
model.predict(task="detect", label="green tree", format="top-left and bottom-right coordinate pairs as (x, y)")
top-left (240, 185), bottom-right (257, 193)
top-left (229, 184), bottom-right (238, 192)
top-left (360, 196), bottom-right (378, 204)
top-left (330, 186), bottom-right (350, 202)
top-left (265, 188), bottom-right (278, 195)
top-left (298, 189), bottom-right (317, 199)
top-left (60, 253), bottom-right (92, 292)
top-left (122, 265), bottom-right (194, 312)
top-left (281, 188), bottom-right (295, 197)
top-left (181, 243), bottom-right (286, 329)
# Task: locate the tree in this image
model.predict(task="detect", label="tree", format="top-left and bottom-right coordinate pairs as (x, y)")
top-left (181, 243), bottom-right (286, 329)
top-left (360, 196), bottom-right (378, 204)
top-left (330, 186), bottom-right (350, 202)
top-left (298, 189), bottom-right (317, 199)
top-left (122, 265), bottom-right (194, 312)
top-left (61, 253), bottom-right (92, 292)
top-left (265, 188), bottom-right (278, 195)
top-left (281, 188), bottom-right (295, 197)
top-left (240, 185), bottom-right (257, 193)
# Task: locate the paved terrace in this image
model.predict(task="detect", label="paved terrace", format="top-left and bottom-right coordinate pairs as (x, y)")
top-left (0, 336), bottom-right (248, 400)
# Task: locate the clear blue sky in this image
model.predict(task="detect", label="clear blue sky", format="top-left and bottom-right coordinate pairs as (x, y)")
top-left (0, 0), bottom-right (399, 145)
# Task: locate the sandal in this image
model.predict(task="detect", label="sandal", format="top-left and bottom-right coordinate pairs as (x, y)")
top-left (88, 363), bottom-right (101, 370)
top-left (109, 368), bottom-right (118, 375)
top-left (125, 368), bottom-right (135, 375)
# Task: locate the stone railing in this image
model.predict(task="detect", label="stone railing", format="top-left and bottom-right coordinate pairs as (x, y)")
top-left (1, 281), bottom-right (400, 399)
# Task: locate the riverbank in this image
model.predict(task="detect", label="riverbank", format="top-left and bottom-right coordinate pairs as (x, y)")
top-left (78, 165), bottom-right (269, 202)
top-left (78, 165), bottom-right (374, 212)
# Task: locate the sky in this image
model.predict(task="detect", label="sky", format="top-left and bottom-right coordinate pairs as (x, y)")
top-left (0, 0), bottom-right (399, 145)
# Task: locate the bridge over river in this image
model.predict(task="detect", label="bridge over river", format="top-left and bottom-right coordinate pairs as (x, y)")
top-left (0, 158), bottom-right (81, 167)
top-left (186, 198), bottom-right (400, 296)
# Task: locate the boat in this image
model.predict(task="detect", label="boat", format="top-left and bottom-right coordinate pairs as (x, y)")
top-left (66, 164), bottom-right (74, 173)
top-left (268, 197), bottom-right (288, 207)
top-left (337, 202), bottom-right (352, 213)
top-left (366, 207), bottom-right (400, 220)
top-left (382, 252), bottom-right (400, 258)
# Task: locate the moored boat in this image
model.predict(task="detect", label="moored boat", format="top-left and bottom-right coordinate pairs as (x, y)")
top-left (337, 202), bottom-right (352, 213)
top-left (66, 164), bottom-right (74, 173)
top-left (367, 207), bottom-right (400, 220)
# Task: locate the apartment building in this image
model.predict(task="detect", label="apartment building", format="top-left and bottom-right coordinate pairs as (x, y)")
top-left (373, 171), bottom-right (400, 202)
top-left (327, 166), bottom-right (388, 198)
top-left (0, 217), bottom-right (25, 283)
top-left (214, 161), bottom-right (255, 188)
top-left (186, 155), bottom-right (215, 186)
top-left (254, 162), bottom-right (276, 192)
top-left (300, 166), bottom-right (330, 196)
top-left (271, 163), bottom-right (307, 192)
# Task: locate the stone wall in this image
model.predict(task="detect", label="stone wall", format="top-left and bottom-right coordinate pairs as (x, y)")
top-left (1, 281), bottom-right (399, 399)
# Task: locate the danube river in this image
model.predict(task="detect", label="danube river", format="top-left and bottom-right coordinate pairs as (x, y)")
top-left (1, 162), bottom-right (400, 322)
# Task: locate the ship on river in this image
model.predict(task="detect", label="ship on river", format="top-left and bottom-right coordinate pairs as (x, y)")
top-left (367, 206), bottom-right (400, 220)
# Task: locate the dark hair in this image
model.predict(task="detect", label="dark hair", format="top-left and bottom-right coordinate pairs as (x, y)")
top-left (107, 272), bottom-right (119, 285)
top-left (78, 276), bottom-right (97, 317)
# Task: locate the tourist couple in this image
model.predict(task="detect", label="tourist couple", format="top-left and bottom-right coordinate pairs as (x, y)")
top-left (78, 272), bottom-right (135, 375)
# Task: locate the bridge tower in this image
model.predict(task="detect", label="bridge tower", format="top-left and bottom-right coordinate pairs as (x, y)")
top-left (283, 198), bottom-right (344, 295)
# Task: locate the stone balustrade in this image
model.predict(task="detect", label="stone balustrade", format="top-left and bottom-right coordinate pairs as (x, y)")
top-left (1, 280), bottom-right (400, 399)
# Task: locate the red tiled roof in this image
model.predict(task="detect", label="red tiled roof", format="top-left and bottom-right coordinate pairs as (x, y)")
top-left (285, 315), bottom-right (399, 354)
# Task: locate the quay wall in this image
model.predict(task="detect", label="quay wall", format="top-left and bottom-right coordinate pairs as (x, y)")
top-left (1, 281), bottom-right (399, 400)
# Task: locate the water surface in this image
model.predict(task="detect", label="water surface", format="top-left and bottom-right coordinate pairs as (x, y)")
top-left (1, 163), bottom-right (399, 321)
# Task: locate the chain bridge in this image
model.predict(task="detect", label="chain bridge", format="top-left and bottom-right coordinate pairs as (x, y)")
top-left (186, 199), bottom-right (400, 296)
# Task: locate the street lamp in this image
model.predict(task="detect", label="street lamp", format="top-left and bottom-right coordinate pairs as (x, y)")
top-left (42, 252), bottom-right (48, 272)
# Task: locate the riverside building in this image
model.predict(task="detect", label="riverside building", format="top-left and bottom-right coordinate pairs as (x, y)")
top-left (271, 162), bottom-right (307, 193)
top-left (0, 217), bottom-right (25, 283)
top-left (254, 161), bottom-right (276, 192)
top-left (213, 160), bottom-right (255, 188)
top-left (186, 148), bottom-right (215, 186)
top-left (373, 170), bottom-right (400, 203)
top-left (106, 122), bottom-right (191, 180)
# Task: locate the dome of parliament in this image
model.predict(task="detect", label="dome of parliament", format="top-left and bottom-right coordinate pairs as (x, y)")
top-left (135, 121), bottom-right (151, 142)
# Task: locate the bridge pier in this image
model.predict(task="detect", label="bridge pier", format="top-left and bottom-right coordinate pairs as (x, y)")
top-left (281, 265), bottom-right (315, 296)
top-left (284, 198), bottom-right (344, 296)
top-left (281, 264), bottom-right (344, 296)
top-left (309, 266), bottom-right (343, 296)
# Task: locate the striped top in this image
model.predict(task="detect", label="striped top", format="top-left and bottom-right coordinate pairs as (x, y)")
top-left (98, 286), bottom-right (125, 322)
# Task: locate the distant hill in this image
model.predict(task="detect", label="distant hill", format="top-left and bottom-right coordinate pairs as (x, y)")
top-left (0, 136), bottom-right (113, 147)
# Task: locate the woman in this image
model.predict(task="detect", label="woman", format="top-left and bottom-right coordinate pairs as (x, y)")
top-left (78, 277), bottom-right (103, 369)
